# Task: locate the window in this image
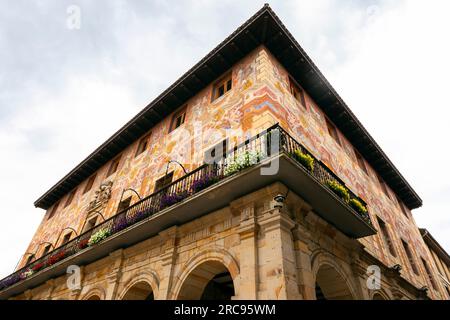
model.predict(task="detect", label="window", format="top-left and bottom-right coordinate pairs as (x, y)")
top-left (377, 217), bottom-right (396, 257)
top-left (204, 139), bottom-right (228, 164)
top-left (25, 254), bottom-right (35, 266)
top-left (64, 188), bottom-right (77, 208)
top-left (154, 172), bottom-right (174, 192)
top-left (289, 78), bottom-right (306, 107)
top-left (169, 107), bottom-right (186, 132)
top-left (325, 118), bottom-right (341, 146)
top-left (396, 195), bottom-right (409, 218)
top-left (353, 148), bottom-right (368, 175)
top-left (82, 216), bottom-right (98, 233)
top-left (83, 174), bottom-right (96, 194)
top-left (135, 133), bottom-right (151, 157)
top-left (377, 175), bottom-right (392, 200)
top-left (402, 240), bottom-right (419, 275)
top-left (117, 196), bottom-right (132, 213)
top-left (47, 201), bottom-right (60, 220)
top-left (212, 73), bottom-right (232, 101)
top-left (61, 232), bottom-right (72, 245)
top-left (107, 156), bottom-right (121, 177)
top-left (421, 258), bottom-right (437, 290)
top-left (41, 244), bottom-right (52, 257)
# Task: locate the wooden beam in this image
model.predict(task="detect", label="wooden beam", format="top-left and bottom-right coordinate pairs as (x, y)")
top-left (260, 15), bottom-right (269, 43)
top-left (230, 42), bottom-right (244, 56)
top-left (180, 83), bottom-right (194, 96)
top-left (245, 29), bottom-right (259, 46)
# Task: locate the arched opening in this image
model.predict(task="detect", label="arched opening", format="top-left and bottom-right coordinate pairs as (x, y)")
top-left (178, 260), bottom-right (235, 300)
top-left (373, 292), bottom-right (387, 300)
top-left (86, 295), bottom-right (101, 300)
top-left (122, 281), bottom-right (154, 300)
top-left (315, 264), bottom-right (354, 300)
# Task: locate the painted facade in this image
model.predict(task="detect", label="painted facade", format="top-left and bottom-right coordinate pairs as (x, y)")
top-left (5, 41), bottom-right (443, 299)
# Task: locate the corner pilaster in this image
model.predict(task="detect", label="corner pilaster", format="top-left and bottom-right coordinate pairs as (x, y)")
top-left (157, 226), bottom-right (178, 300)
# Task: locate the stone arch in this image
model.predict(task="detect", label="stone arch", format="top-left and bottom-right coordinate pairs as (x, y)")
top-left (117, 270), bottom-right (160, 300)
top-left (80, 286), bottom-right (106, 300)
top-left (371, 290), bottom-right (390, 300)
top-left (170, 247), bottom-right (239, 300)
top-left (311, 251), bottom-right (359, 300)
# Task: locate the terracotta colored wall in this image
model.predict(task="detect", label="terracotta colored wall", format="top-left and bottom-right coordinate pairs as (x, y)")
top-left (20, 45), bottom-right (439, 297)
top-left (255, 48), bottom-right (437, 293)
top-left (21, 46), bottom-right (272, 267)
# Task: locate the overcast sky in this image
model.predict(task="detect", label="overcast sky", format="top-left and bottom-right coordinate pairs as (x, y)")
top-left (1, 0), bottom-right (449, 279)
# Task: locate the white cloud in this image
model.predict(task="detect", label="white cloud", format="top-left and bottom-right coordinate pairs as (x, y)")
top-left (326, 0), bottom-right (450, 244)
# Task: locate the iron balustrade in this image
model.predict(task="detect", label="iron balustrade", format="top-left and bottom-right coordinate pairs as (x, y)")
top-left (0, 123), bottom-right (371, 291)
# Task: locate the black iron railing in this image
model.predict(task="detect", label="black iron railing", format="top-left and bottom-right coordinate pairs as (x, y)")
top-left (0, 124), bottom-right (371, 291)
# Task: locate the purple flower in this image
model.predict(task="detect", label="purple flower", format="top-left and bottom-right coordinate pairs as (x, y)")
top-left (160, 190), bottom-right (190, 210)
top-left (0, 274), bottom-right (21, 290)
top-left (127, 209), bottom-right (149, 225)
top-left (190, 173), bottom-right (219, 193)
top-left (111, 216), bottom-right (128, 234)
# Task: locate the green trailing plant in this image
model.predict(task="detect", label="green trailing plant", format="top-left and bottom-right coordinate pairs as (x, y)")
top-left (88, 228), bottom-right (110, 246)
top-left (326, 180), bottom-right (350, 203)
top-left (20, 269), bottom-right (34, 280)
top-left (224, 151), bottom-right (262, 176)
top-left (292, 149), bottom-right (314, 173)
top-left (349, 198), bottom-right (368, 215)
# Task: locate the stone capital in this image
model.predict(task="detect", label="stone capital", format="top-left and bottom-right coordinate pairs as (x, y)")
top-left (24, 289), bottom-right (33, 300)
top-left (258, 208), bottom-right (295, 233)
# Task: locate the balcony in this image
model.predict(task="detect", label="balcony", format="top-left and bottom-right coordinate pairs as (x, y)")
top-left (0, 124), bottom-right (376, 299)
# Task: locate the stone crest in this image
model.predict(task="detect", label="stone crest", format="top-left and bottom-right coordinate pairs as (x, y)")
top-left (87, 180), bottom-right (113, 212)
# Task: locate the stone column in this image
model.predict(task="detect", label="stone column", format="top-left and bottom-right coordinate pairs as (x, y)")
top-left (43, 279), bottom-right (56, 300)
top-left (235, 203), bottom-right (259, 299)
top-left (105, 249), bottom-right (124, 300)
top-left (156, 226), bottom-right (178, 300)
top-left (258, 207), bottom-right (301, 300)
top-left (351, 261), bottom-right (371, 300)
top-left (24, 289), bottom-right (33, 300)
top-left (292, 224), bottom-right (314, 300)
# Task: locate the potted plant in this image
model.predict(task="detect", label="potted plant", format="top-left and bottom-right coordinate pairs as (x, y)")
top-left (20, 269), bottom-right (34, 280)
top-left (47, 250), bottom-right (67, 266)
top-left (326, 180), bottom-right (350, 203)
top-left (31, 262), bottom-right (46, 273)
top-left (111, 216), bottom-right (128, 234)
top-left (191, 172), bottom-right (219, 193)
top-left (127, 209), bottom-right (149, 225)
top-left (292, 149), bottom-right (314, 173)
top-left (0, 274), bottom-right (21, 289)
top-left (160, 190), bottom-right (190, 209)
top-left (88, 228), bottom-right (110, 246)
top-left (78, 238), bottom-right (90, 250)
top-left (224, 150), bottom-right (262, 176)
top-left (349, 198), bottom-right (368, 215)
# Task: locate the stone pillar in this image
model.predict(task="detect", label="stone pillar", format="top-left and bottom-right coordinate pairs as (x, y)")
top-left (157, 226), bottom-right (178, 300)
top-left (258, 207), bottom-right (301, 299)
top-left (351, 261), bottom-right (371, 300)
top-left (43, 279), bottom-right (56, 300)
top-left (24, 289), bottom-right (33, 300)
top-left (105, 249), bottom-right (124, 300)
top-left (235, 203), bottom-right (259, 299)
top-left (292, 224), bottom-right (314, 300)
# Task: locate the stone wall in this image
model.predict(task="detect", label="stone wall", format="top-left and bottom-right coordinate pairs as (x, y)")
top-left (11, 183), bottom-right (427, 300)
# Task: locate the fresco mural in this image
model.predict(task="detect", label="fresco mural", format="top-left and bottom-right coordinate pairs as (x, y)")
top-left (20, 46), bottom-right (431, 292)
